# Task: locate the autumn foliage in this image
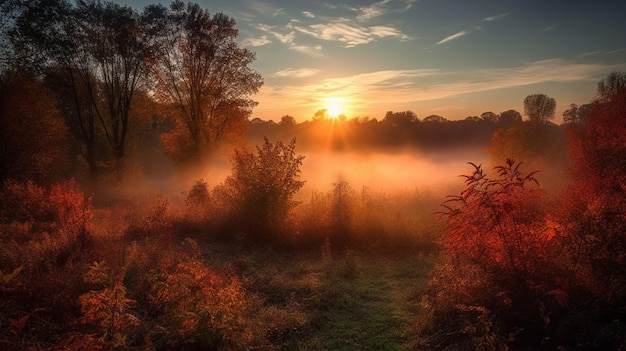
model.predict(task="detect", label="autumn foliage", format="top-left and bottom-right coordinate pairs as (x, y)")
top-left (420, 75), bottom-right (626, 350)
top-left (421, 160), bottom-right (570, 349)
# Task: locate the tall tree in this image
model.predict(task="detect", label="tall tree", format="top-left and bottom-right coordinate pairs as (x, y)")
top-left (153, 1), bottom-right (263, 163)
top-left (0, 0), bottom-right (24, 72)
top-left (12, 0), bottom-right (157, 175)
top-left (11, 0), bottom-right (102, 177)
top-left (78, 0), bottom-right (157, 170)
top-left (597, 70), bottom-right (626, 102)
top-left (523, 93), bottom-right (556, 124)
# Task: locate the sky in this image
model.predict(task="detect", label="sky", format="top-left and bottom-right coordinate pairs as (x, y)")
top-left (122, 0), bottom-right (626, 122)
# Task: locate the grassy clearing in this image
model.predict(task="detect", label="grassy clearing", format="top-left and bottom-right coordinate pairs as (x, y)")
top-left (200, 240), bottom-right (435, 350)
top-left (308, 253), bottom-right (433, 350)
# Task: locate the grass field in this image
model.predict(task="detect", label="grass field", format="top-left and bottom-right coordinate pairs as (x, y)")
top-left (201, 240), bottom-right (435, 350)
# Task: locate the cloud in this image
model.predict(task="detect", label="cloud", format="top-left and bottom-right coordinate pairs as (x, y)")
top-left (255, 59), bottom-right (611, 117)
top-left (357, 0), bottom-right (391, 21)
top-left (371, 26), bottom-right (410, 40)
top-left (290, 44), bottom-right (324, 57)
top-left (252, 24), bottom-right (295, 44)
top-left (295, 20), bottom-right (410, 47)
top-left (482, 12), bottom-right (510, 21)
top-left (302, 11), bottom-right (315, 18)
top-left (402, 0), bottom-right (417, 11)
top-left (245, 1), bottom-right (284, 17)
top-left (275, 68), bottom-right (320, 78)
top-left (436, 30), bottom-right (468, 45)
top-left (355, 0), bottom-right (415, 21)
top-left (543, 26), bottom-right (555, 32)
top-left (241, 35), bottom-right (271, 47)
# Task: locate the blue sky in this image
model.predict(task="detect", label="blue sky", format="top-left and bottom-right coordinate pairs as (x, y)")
top-left (122, 0), bottom-right (626, 122)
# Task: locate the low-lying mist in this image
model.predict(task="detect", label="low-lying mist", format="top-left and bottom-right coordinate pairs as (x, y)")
top-left (296, 147), bottom-right (488, 198)
top-left (116, 144), bottom-right (490, 206)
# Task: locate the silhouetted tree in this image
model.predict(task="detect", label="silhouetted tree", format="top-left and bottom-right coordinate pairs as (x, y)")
top-left (498, 109), bottom-right (522, 126)
top-left (524, 93), bottom-right (556, 123)
top-left (597, 70), bottom-right (626, 102)
top-left (480, 111), bottom-right (498, 123)
top-left (77, 0), bottom-right (158, 170)
top-left (279, 115), bottom-right (296, 127)
top-left (423, 114), bottom-right (447, 122)
top-left (562, 103), bottom-right (593, 125)
top-left (154, 1), bottom-right (262, 163)
top-left (12, 0), bottom-right (159, 176)
top-left (383, 110), bottom-right (418, 127)
top-left (312, 109), bottom-right (328, 121)
top-left (0, 0), bottom-right (24, 72)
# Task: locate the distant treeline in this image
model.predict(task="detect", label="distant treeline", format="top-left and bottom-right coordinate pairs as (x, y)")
top-left (246, 111), bottom-right (558, 152)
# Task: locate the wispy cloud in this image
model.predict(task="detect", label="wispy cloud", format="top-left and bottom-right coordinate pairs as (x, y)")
top-left (295, 20), bottom-right (410, 47)
top-left (436, 30), bottom-right (468, 45)
top-left (402, 0), bottom-right (417, 11)
top-left (302, 11), bottom-right (315, 18)
top-left (289, 44), bottom-right (324, 57)
top-left (578, 48), bottom-right (625, 57)
top-left (246, 1), bottom-right (283, 17)
top-left (275, 68), bottom-right (320, 78)
top-left (252, 24), bottom-right (295, 44)
top-left (433, 13), bottom-right (509, 47)
top-left (357, 0), bottom-right (392, 21)
top-left (544, 26), bottom-right (555, 32)
top-left (371, 26), bottom-right (410, 39)
top-left (255, 59), bottom-right (611, 118)
top-left (241, 35), bottom-right (271, 47)
top-left (482, 12), bottom-right (510, 21)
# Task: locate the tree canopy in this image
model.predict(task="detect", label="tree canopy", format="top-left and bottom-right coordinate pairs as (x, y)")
top-left (524, 93), bottom-right (556, 124)
top-left (154, 1), bottom-right (263, 163)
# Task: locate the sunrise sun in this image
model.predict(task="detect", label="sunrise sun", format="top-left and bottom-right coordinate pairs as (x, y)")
top-left (324, 97), bottom-right (346, 118)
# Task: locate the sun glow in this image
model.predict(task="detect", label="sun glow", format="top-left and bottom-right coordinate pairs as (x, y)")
top-left (324, 97), bottom-right (347, 118)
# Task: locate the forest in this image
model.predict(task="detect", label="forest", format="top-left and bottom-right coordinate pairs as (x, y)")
top-left (1, 0), bottom-right (626, 350)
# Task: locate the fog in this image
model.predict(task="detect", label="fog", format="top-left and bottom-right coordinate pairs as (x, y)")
top-left (162, 145), bottom-right (487, 202)
top-left (296, 147), bottom-right (488, 197)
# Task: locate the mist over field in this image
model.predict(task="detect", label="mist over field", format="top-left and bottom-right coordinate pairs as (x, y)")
top-left (187, 147), bottom-right (487, 198)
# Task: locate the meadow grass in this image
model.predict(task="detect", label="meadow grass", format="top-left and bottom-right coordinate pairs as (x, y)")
top-left (198, 240), bottom-right (435, 350)
top-left (307, 253), bottom-right (433, 350)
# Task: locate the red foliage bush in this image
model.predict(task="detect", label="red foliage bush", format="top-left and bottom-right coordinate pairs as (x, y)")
top-left (0, 179), bottom-right (93, 271)
top-left (422, 160), bottom-right (572, 349)
top-left (563, 89), bottom-right (626, 300)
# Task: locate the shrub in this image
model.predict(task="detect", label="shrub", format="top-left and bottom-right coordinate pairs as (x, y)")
top-left (123, 194), bottom-right (171, 242)
top-left (421, 160), bottom-right (571, 349)
top-left (0, 179), bottom-right (93, 272)
top-left (564, 87), bottom-right (626, 300)
top-left (220, 137), bottom-right (305, 242)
